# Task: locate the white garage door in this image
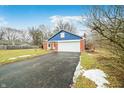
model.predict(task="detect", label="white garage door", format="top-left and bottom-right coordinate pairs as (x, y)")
top-left (58, 41), bottom-right (80, 52)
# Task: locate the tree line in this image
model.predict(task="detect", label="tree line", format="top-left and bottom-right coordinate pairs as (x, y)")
top-left (0, 19), bottom-right (76, 46)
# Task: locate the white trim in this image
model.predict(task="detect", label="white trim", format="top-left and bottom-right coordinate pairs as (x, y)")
top-left (49, 39), bottom-right (81, 43)
top-left (58, 40), bottom-right (80, 42)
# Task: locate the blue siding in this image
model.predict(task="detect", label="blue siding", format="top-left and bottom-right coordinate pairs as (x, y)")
top-left (48, 30), bottom-right (81, 41)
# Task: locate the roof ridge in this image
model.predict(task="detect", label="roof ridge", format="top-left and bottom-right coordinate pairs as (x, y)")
top-left (48, 30), bottom-right (82, 41)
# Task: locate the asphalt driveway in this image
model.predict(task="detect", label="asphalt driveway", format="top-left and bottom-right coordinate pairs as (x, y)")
top-left (0, 52), bottom-right (80, 88)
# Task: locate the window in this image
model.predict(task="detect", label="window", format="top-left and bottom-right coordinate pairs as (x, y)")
top-left (48, 43), bottom-right (51, 47)
top-left (60, 32), bottom-right (65, 38)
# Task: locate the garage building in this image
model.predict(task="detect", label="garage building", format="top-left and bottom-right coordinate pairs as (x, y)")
top-left (43, 30), bottom-right (85, 52)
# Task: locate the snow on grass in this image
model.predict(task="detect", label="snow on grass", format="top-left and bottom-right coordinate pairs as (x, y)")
top-left (73, 62), bottom-right (82, 83)
top-left (83, 69), bottom-right (110, 88)
top-left (73, 60), bottom-right (84, 83)
top-left (8, 57), bottom-right (17, 60)
top-left (8, 55), bottom-right (31, 60)
top-left (18, 55), bottom-right (31, 58)
top-left (87, 53), bottom-right (93, 56)
top-left (73, 59), bottom-right (109, 88)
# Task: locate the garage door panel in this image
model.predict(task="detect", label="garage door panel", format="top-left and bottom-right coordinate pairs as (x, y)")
top-left (58, 41), bottom-right (80, 52)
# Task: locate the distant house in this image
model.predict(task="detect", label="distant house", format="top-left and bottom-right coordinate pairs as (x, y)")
top-left (43, 30), bottom-right (85, 52)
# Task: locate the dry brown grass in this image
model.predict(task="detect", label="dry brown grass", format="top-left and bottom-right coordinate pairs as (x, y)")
top-left (73, 75), bottom-right (97, 88)
top-left (74, 48), bottom-right (124, 88)
top-left (92, 48), bottom-right (124, 88)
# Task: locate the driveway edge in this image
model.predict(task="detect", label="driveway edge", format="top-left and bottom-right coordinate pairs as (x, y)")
top-left (71, 55), bottom-right (84, 88)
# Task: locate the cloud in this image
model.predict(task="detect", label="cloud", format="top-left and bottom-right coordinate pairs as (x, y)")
top-left (0, 17), bottom-right (8, 26)
top-left (49, 15), bottom-right (89, 36)
top-left (50, 15), bottom-right (87, 24)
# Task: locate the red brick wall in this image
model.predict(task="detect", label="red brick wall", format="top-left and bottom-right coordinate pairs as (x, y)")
top-left (43, 41), bottom-right (48, 50)
top-left (51, 43), bottom-right (54, 50)
top-left (50, 42), bottom-right (58, 51)
top-left (80, 39), bottom-right (85, 52)
top-left (54, 42), bottom-right (58, 51)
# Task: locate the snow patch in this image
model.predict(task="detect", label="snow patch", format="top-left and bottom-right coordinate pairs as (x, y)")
top-left (72, 56), bottom-right (110, 88)
top-left (87, 53), bottom-right (92, 56)
top-left (8, 57), bottom-right (17, 60)
top-left (83, 69), bottom-right (109, 88)
top-left (18, 55), bottom-right (31, 58)
top-left (73, 61), bottom-right (84, 83)
top-left (8, 55), bottom-right (31, 60)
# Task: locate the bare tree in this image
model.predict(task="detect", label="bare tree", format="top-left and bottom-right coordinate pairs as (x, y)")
top-left (3, 27), bottom-right (21, 45)
top-left (53, 19), bottom-right (76, 33)
top-left (0, 27), bottom-right (5, 40)
top-left (38, 25), bottom-right (53, 40)
top-left (29, 26), bottom-right (44, 46)
top-left (87, 5), bottom-right (124, 61)
top-left (20, 30), bottom-right (31, 43)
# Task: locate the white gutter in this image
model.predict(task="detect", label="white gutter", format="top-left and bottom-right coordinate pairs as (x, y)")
top-left (48, 39), bottom-right (81, 43)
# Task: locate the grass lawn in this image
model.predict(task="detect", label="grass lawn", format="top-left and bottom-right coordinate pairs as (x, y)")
top-left (74, 49), bottom-right (124, 88)
top-left (80, 52), bottom-right (97, 70)
top-left (0, 49), bottom-right (49, 64)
